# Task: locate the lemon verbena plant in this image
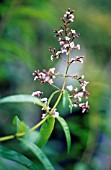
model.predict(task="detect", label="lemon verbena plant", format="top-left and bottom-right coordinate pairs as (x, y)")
top-left (0, 8), bottom-right (89, 170)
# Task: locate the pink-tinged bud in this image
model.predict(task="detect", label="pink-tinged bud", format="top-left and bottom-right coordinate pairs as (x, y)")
top-left (70, 42), bottom-right (74, 48)
top-left (41, 97), bottom-right (47, 103)
top-left (32, 91), bottom-right (43, 97)
top-left (69, 14), bottom-right (74, 19)
top-left (60, 41), bottom-right (64, 46)
top-left (56, 51), bottom-right (62, 56)
top-left (69, 18), bottom-right (74, 23)
top-left (64, 14), bottom-right (67, 18)
top-left (51, 55), bottom-right (54, 61)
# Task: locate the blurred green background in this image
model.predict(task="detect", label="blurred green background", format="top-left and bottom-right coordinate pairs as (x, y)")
top-left (0, 0), bottom-right (111, 170)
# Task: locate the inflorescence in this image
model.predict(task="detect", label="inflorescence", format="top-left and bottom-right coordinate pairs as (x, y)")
top-left (32, 8), bottom-right (90, 118)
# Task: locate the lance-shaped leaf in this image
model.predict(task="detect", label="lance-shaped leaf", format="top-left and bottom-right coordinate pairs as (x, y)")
top-left (19, 139), bottom-right (55, 170)
top-left (0, 95), bottom-right (47, 110)
top-left (38, 115), bottom-right (55, 148)
top-left (0, 145), bottom-right (37, 170)
top-left (56, 116), bottom-right (71, 154)
top-left (62, 90), bottom-right (69, 108)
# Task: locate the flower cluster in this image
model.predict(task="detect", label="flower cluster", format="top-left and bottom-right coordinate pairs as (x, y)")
top-left (32, 68), bottom-right (59, 85)
top-left (49, 8), bottom-right (81, 61)
top-left (66, 75), bottom-right (90, 113)
top-left (32, 90), bottom-right (59, 118)
top-left (32, 8), bottom-right (90, 117)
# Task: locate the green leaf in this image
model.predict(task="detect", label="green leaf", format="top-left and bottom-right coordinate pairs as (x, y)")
top-left (0, 145), bottom-right (37, 170)
top-left (13, 116), bottom-right (30, 133)
top-left (62, 90), bottom-right (69, 108)
top-left (38, 115), bottom-right (55, 148)
top-left (19, 139), bottom-right (55, 170)
top-left (56, 116), bottom-right (71, 154)
top-left (0, 95), bottom-right (47, 110)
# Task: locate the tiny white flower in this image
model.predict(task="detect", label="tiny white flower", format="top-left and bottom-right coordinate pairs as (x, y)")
top-left (64, 44), bottom-right (69, 48)
top-left (60, 41), bottom-right (64, 46)
top-left (81, 75), bottom-right (84, 79)
top-left (78, 97), bottom-right (82, 102)
top-left (74, 104), bottom-right (78, 107)
top-left (51, 55), bottom-right (54, 61)
top-left (41, 97), bottom-right (47, 103)
top-left (82, 108), bottom-right (86, 113)
top-left (70, 42), bottom-right (74, 48)
top-left (66, 11), bottom-right (70, 15)
top-left (74, 92), bottom-right (83, 98)
top-left (74, 88), bottom-right (78, 92)
top-left (69, 14), bottom-right (74, 19)
top-left (82, 85), bottom-right (86, 91)
top-left (34, 76), bottom-right (37, 81)
top-left (69, 18), bottom-right (74, 22)
top-left (48, 79), bottom-right (53, 84)
top-left (40, 72), bottom-right (46, 79)
top-left (58, 29), bottom-right (63, 34)
top-left (41, 114), bottom-right (46, 119)
top-left (64, 14), bottom-right (67, 18)
top-left (49, 68), bottom-right (55, 74)
top-left (83, 81), bottom-right (89, 86)
top-left (76, 44), bottom-right (80, 50)
top-left (65, 36), bottom-right (70, 41)
top-left (56, 51), bottom-right (61, 56)
top-left (79, 58), bottom-right (83, 63)
top-left (61, 48), bottom-right (67, 54)
top-left (71, 29), bottom-right (76, 34)
top-left (53, 111), bottom-right (59, 118)
top-left (66, 85), bottom-right (73, 91)
top-left (58, 37), bottom-right (62, 41)
top-left (32, 91), bottom-right (43, 97)
top-left (79, 103), bottom-right (83, 107)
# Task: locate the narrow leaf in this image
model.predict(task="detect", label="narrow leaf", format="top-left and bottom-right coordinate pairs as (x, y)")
top-left (0, 145), bottom-right (37, 170)
top-left (56, 116), bottom-right (71, 154)
top-left (0, 95), bottom-right (47, 110)
top-left (38, 115), bottom-right (55, 148)
top-left (20, 139), bottom-right (55, 170)
top-left (62, 90), bottom-right (69, 108)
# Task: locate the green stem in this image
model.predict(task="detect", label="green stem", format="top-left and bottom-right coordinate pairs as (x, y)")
top-left (47, 90), bottom-right (60, 106)
top-left (0, 135), bottom-right (15, 142)
top-left (50, 51), bottom-right (70, 114)
top-left (0, 115), bottom-right (49, 142)
top-left (31, 114), bottom-right (49, 131)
